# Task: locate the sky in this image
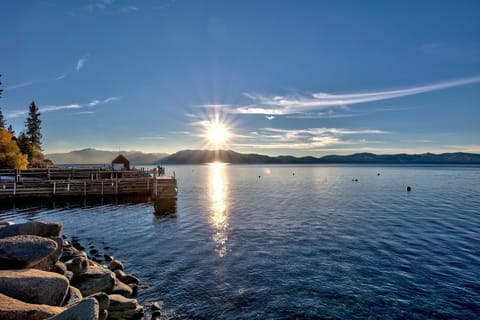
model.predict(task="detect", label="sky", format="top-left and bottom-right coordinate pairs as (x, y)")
top-left (1, 0), bottom-right (479, 156)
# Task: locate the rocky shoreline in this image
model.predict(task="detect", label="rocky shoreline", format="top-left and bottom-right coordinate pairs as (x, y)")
top-left (0, 220), bottom-right (162, 320)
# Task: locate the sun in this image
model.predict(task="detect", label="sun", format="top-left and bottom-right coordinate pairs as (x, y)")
top-left (206, 122), bottom-right (230, 150)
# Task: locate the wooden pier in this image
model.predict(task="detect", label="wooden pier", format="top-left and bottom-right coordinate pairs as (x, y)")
top-left (0, 167), bottom-right (177, 200)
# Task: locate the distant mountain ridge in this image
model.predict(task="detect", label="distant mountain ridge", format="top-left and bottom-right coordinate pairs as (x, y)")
top-left (46, 148), bottom-right (168, 165)
top-left (47, 148), bottom-right (480, 165)
top-left (159, 150), bottom-right (480, 164)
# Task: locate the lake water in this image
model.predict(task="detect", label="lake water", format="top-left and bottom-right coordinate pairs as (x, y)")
top-left (1, 164), bottom-right (480, 319)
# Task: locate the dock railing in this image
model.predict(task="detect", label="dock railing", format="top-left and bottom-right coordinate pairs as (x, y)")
top-left (0, 167), bottom-right (177, 199)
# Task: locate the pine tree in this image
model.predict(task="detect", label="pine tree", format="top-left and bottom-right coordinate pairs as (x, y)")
top-left (0, 75), bottom-right (4, 129)
top-left (24, 101), bottom-right (45, 167)
top-left (0, 74), bottom-right (3, 98)
top-left (0, 107), bottom-right (5, 129)
top-left (26, 101), bottom-right (42, 148)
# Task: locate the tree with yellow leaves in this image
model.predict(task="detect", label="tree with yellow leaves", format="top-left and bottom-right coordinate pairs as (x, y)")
top-left (0, 129), bottom-right (28, 169)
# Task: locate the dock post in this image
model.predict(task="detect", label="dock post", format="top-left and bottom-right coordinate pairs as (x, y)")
top-left (84, 181), bottom-right (87, 197)
top-left (13, 182), bottom-right (16, 196)
top-left (101, 180), bottom-right (104, 196)
top-left (53, 182), bottom-right (56, 196)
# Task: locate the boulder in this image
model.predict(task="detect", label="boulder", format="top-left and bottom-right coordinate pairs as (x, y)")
top-left (63, 285), bottom-right (83, 306)
top-left (33, 236), bottom-right (64, 271)
top-left (89, 292), bottom-right (109, 309)
top-left (88, 292), bottom-right (110, 320)
top-left (71, 264), bottom-right (115, 296)
top-left (0, 269), bottom-right (69, 306)
top-left (108, 260), bottom-right (124, 271)
top-left (48, 297), bottom-right (99, 320)
top-left (0, 235), bottom-right (58, 269)
top-left (118, 274), bottom-right (139, 285)
top-left (111, 278), bottom-right (133, 297)
top-left (64, 253), bottom-right (89, 278)
top-left (108, 294), bottom-right (144, 320)
top-left (51, 261), bottom-right (67, 276)
top-left (0, 293), bottom-right (65, 320)
top-left (0, 221), bottom-right (62, 239)
top-left (60, 242), bottom-right (80, 262)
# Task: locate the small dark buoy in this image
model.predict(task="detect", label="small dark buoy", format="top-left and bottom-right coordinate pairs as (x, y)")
top-left (406, 186), bottom-right (412, 192)
top-left (293, 172), bottom-right (295, 176)
top-left (355, 178), bottom-right (358, 182)
top-left (258, 175), bottom-right (261, 179)
top-left (377, 173), bottom-right (380, 176)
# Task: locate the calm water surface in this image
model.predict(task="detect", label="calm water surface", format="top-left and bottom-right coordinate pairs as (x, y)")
top-left (1, 165), bottom-right (480, 319)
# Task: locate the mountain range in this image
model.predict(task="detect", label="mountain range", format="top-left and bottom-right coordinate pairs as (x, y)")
top-left (46, 148), bottom-right (480, 165)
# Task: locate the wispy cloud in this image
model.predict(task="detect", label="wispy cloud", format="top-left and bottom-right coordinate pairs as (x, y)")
top-left (138, 136), bottom-right (166, 140)
top-left (199, 104), bottom-right (233, 108)
top-left (120, 5), bottom-right (138, 13)
top-left (55, 74), bottom-right (67, 81)
top-left (6, 96), bottom-right (119, 119)
top-left (232, 75), bottom-right (480, 116)
top-left (232, 127), bottom-right (388, 150)
top-left (4, 81), bottom-right (33, 90)
top-left (75, 55), bottom-right (89, 71)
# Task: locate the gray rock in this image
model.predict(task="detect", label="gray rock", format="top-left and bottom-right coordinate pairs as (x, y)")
top-left (108, 260), bottom-right (124, 271)
top-left (0, 235), bottom-right (58, 269)
top-left (0, 269), bottom-right (69, 306)
top-left (88, 292), bottom-right (110, 311)
top-left (0, 293), bottom-right (65, 320)
top-left (108, 294), bottom-right (144, 320)
top-left (111, 278), bottom-right (133, 297)
top-left (48, 297), bottom-right (99, 320)
top-left (71, 264), bottom-right (116, 296)
top-left (64, 253), bottom-right (89, 278)
top-left (0, 221), bottom-right (62, 239)
top-left (60, 242), bottom-right (80, 262)
top-left (98, 309), bottom-right (108, 320)
top-left (33, 236), bottom-right (64, 271)
top-left (114, 269), bottom-right (126, 278)
top-left (118, 274), bottom-right (139, 285)
top-left (63, 285), bottom-right (83, 306)
top-left (51, 261), bottom-right (67, 275)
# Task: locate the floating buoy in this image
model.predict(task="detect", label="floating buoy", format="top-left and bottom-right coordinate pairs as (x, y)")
top-left (258, 175), bottom-right (261, 179)
top-left (406, 186), bottom-right (412, 192)
top-left (377, 173), bottom-right (380, 176)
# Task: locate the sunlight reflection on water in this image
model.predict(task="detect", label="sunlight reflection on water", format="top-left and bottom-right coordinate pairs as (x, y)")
top-left (209, 162), bottom-right (229, 257)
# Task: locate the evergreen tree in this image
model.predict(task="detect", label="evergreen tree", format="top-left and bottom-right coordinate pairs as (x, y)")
top-left (0, 74), bottom-right (3, 98)
top-left (7, 125), bottom-right (15, 136)
top-left (23, 101), bottom-right (45, 167)
top-left (0, 107), bottom-right (5, 129)
top-left (26, 101), bottom-right (42, 148)
top-left (0, 75), bottom-right (4, 129)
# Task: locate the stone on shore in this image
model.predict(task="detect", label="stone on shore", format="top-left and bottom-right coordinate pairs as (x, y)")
top-left (118, 274), bottom-right (140, 285)
top-left (64, 252), bottom-right (89, 278)
top-left (48, 297), bottom-right (99, 320)
top-left (33, 236), bottom-right (64, 271)
top-left (64, 285), bottom-right (83, 306)
top-left (0, 269), bottom-right (69, 306)
top-left (111, 278), bottom-right (133, 297)
top-left (108, 294), bottom-right (144, 320)
top-left (71, 264), bottom-right (116, 296)
top-left (0, 235), bottom-right (58, 269)
top-left (0, 221), bottom-right (62, 239)
top-left (0, 293), bottom-right (65, 320)
top-left (108, 260), bottom-right (124, 272)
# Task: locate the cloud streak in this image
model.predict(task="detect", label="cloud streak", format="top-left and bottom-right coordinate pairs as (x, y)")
top-left (233, 127), bottom-right (388, 150)
top-left (75, 55), bottom-right (89, 71)
top-left (234, 75), bottom-right (480, 115)
top-left (6, 96), bottom-right (119, 119)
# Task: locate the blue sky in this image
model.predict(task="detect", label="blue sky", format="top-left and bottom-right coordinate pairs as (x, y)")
top-left (1, 0), bottom-right (479, 156)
